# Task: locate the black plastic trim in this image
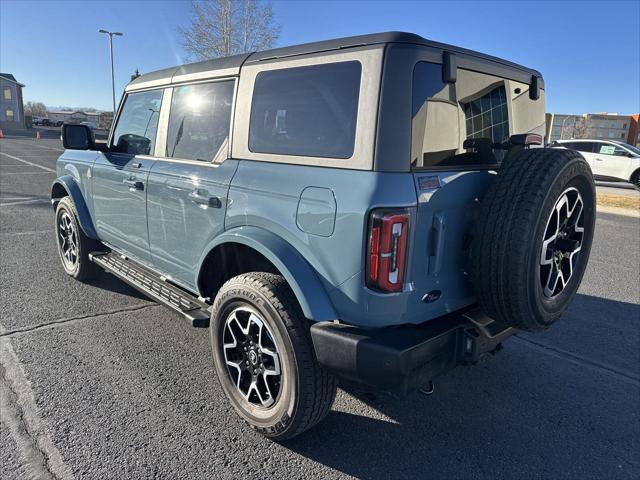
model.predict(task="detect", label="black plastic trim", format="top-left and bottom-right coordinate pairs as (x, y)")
top-left (310, 307), bottom-right (514, 394)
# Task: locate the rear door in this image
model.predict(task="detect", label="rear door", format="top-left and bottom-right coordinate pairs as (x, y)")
top-left (92, 89), bottom-right (163, 263)
top-left (146, 79), bottom-right (237, 289)
top-left (410, 62), bottom-right (546, 313)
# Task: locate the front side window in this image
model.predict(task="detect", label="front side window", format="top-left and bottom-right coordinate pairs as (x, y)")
top-left (249, 61), bottom-right (361, 159)
top-left (3, 87), bottom-right (11, 100)
top-left (112, 90), bottom-right (163, 156)
top-left (597, 143), bottom-right (628, 156)
top-left (166, 80), bottom-right (234, 162)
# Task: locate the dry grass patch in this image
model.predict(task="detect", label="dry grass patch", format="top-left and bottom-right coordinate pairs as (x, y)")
top-left (597, 193), bottom-right (640, 211)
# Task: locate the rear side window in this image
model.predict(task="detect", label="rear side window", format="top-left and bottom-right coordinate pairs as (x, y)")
top-left (566, 142), bottom-right (596, 153)
top-left (166, 80), bottom-right (234, 162)
top-left (249, 61), bottom-right (361, 159)
top-left (112, 90), bottom-right (163, 155)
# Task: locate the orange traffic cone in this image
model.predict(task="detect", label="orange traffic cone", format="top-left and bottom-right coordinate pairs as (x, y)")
top-left (0, 129), bottom-right (4, 139)
top-left (35, 131), bottom-right (41, 140)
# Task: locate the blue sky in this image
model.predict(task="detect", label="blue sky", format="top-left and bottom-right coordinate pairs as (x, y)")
top-left (1, 0), bottom-right (638, 113)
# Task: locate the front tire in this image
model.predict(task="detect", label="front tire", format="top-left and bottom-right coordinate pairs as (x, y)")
top-left (54, 197), bottom-right (100, 281)
top-left (630, 169), bottom-right (640, 191)
top-left (210, 272), bottom-right (337, 440)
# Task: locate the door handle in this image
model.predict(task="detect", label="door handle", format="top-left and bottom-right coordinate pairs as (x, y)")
top-left (131, 161), bottom-right (143, 168)
top-left (595, 157), bottom-right (603, 161)
top-left (189, 189), bottom-right (222, 208)
top-left (123, 178), bottom-right (144, 191)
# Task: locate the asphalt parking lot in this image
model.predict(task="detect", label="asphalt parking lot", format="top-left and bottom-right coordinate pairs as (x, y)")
top-left (1, 134), bottom-right (639, 480)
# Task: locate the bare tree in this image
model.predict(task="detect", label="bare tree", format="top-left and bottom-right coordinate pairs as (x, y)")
top-left (560, 115), bottom-right (593, 140)
top-left (179, 0), bottom-right (281, 60)
top-left (24, 101), bottom-right (47, 117)
top-left (571, 116), bottom-right (592, 139)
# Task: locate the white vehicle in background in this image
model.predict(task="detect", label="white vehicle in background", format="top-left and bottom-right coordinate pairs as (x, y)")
top-left (549, 139), bottom-right (640, 189)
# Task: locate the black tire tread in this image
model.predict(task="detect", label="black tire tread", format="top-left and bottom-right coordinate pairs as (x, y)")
top-left (472, 148), bottom-right (594, 331)
top-left (56, 196), bottom-right (101, 281)
top-left (216, 272), bottom-right (337, 440)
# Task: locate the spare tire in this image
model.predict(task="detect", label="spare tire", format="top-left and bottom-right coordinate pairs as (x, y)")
top-left (471, 148), bottom-right (596, 332)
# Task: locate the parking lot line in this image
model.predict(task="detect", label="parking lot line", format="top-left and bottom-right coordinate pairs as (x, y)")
top-left (0, 152), bottom-right (55, 173)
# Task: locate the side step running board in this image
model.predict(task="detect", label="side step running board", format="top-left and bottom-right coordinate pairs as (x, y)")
top-left (89, 251), bottom-right (211, 328)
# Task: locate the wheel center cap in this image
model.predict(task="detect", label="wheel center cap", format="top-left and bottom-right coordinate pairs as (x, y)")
top-left (248, 350), bottom-right (258, 365)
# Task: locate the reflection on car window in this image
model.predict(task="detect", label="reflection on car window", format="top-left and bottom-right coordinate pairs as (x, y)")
top-left (249, 61), bottom-right (361, 159)
top-left (166, 81), bottom-right (234, 162)
top-left (112, 90), bottom-right (163, 155)
top-left (463, 86), bottom-right (509, 145)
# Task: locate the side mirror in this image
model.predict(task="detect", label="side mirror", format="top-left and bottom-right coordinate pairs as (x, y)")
top-left (61, 124), bottom-right (95, 150)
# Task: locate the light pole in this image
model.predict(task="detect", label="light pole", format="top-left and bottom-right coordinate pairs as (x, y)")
top-left (98, 29), bottom-right (123, 115)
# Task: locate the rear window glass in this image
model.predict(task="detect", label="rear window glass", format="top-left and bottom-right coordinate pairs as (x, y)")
top-left (112, 90), bottom-right (163, 155)
top-left (249, 61), bottom-right (361, 159)
top-left (166, 80), bottom-right (234, 162)
top-left (412, 62), bottom-right (544, 170)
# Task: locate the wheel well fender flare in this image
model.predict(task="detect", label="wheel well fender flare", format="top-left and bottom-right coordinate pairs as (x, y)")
top-left (199, 226), bottom-right (338, 321)
top-left (51, 175), bottom-right (98, 239)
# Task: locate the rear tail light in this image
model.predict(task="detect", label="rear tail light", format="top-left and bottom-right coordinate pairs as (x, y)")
top-left (366, 209), bottom-right (410, 292)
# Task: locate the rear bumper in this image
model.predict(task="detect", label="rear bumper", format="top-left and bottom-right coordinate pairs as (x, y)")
top-left (310, 307), bottom-right (515, 394)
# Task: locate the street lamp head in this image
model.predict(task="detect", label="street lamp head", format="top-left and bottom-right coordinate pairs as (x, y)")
top-left (113, 32), bottom-right (123, 36)
top-left (98, 29), bottom-right (109, 34)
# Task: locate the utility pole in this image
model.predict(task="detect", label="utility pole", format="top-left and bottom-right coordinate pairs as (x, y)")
top-left (98, 29), bottom-right (123, 114)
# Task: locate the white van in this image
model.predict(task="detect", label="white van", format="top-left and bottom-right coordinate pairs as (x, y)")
top-left (550, 139), bottom-right (640, 189)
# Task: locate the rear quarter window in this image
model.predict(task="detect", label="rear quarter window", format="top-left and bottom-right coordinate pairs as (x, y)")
top-left (248, 61), bottom-right (361, 159)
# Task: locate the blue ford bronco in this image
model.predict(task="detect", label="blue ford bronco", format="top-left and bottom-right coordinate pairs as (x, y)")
top-left (52, 32), bottom-right (595, 440)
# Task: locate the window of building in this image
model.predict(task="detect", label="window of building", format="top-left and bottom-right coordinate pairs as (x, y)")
top-left (608, 131), bottom-right (616, 138)
top-left (112, 90), bottom-right (163, 156)
top-left (621, 133), bottom-right (626, 139)
top-left (166, 80), bottom-right (234, 162)
top-left (3, 87), bottom-right (11, 100)
top-left (5, 108), bottom-right (14, 121)
top-left (623, 123), bottom-right (627, 129)
top-left (249, 61), bottom-right (361, 159)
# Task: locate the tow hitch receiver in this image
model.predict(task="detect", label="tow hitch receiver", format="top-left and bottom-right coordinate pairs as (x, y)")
top-left (311, 307), bottom-right (514, 394)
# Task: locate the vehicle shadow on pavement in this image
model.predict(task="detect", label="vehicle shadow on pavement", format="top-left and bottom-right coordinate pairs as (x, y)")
top-left (85, 273), bottom-right (149, 301)
top-left (282, 293), bottom-right (640, 479)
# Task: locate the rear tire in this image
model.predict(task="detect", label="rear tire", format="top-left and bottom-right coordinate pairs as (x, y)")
top-left (472, 148), bottom-right (596, 332)
top-left (210, 272), bottom-right (337, 440)
top-left (54, 196), bottom-right (101, 281)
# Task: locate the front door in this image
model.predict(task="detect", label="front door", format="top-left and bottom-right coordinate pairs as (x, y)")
top-left (146, 80), bottom-right (237, 289)
top-left (92, 89), bottom-right (163, 264)
top-left (592, 142), bottom-right (632, 180)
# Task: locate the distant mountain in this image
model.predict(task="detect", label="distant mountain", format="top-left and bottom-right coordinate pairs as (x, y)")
top-left (46, 105), bottom-right (106, 113)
